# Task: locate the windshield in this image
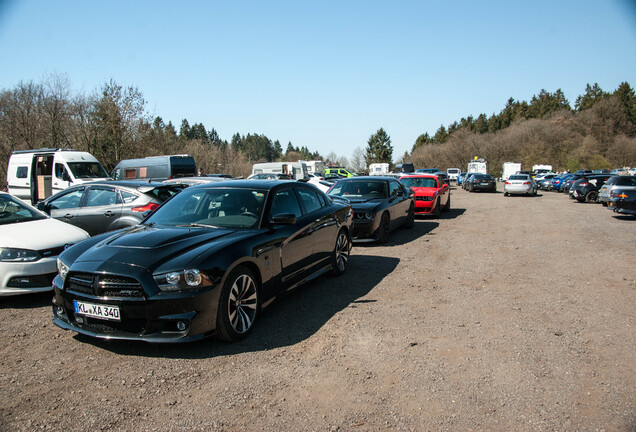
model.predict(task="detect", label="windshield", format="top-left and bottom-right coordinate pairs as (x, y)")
top-left (145, 187), bottom-right (266, 229)
top-left (400, 177), bottom-right (438, 188)
top-left (67, 162), bottom-right (110, 179)
top-left (0, 194), bottom-right (47, 225)
top-left (328, 180), bottom-right (388, 199)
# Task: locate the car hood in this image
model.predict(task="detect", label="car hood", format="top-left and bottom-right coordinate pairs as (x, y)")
top-left (0, 218), bottom-right (89, 250)
top-left (349, 199), bottom-right (385, 211)
top-left (409, 187), bottom-right (438, 196)
top-left (72, 225), bottom-right (246, 270)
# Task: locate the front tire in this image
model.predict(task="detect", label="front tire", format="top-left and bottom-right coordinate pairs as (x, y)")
top-left (585, 191), bottom-right (598, 203)
top-left (443, 194), bottom-right (451, 212)
top-left (433, 198), bottom-right (441, 217)
top-left (403, 202), bottom-right (415, 228)
top-left (377, 213), bottom-right (390, 244)
top-left (331, 229), bottom-right (351, 275)
top-left (216, 266), bottom-right (259, 342)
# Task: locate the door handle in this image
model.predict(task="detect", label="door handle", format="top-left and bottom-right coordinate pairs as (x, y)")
top-left (64, 213), bottom-right (73, 220)
top-left (104, 211), bottom-right (113, 217)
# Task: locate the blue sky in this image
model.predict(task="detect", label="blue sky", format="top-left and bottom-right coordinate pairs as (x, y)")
top-left (1, 0), bottom-right (635, 161)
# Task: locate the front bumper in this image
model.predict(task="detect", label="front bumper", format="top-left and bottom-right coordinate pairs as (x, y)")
top-left (51, 267), bottom-right (222, 343)
top-left (351, 218), bottom-right (380, 241)
top-left (505, 185), bottom-right (533, 194)
top-left (0, 258), bottom-right (57, 296)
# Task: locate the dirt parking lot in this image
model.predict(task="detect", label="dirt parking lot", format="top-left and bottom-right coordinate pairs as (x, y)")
top-left (1, 184), bottom-right (634, 431)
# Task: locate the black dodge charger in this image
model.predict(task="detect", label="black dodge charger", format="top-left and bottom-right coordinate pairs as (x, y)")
top-left (52, 180), bottom-right (353, 343)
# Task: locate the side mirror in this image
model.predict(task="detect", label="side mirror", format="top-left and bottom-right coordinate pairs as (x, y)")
top-left (270, 213), bottom-right (297, 225)
top-left (36, 202), bottom-right (50, 214)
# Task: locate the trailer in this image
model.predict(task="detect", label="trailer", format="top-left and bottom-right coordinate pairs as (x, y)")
top-left (502, 162), bottom-right (522, 181)
top-left (467, 158), bottom-right (487, 174)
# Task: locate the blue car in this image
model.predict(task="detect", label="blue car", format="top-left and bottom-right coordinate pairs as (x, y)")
top-left (551, 173), bottom-right (573, 191)
top-left (415, 168), bottom-right (440, 174)
top-left (457, 172), bottom-right (468, 185)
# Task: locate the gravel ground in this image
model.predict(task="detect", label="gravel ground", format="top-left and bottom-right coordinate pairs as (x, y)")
top-left (1, 184), bottom-right (634, 431)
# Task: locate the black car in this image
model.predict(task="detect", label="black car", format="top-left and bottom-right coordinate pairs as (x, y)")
top-left (327, 177), bottom-right (414, 243)
top-left (52, 181), bottom-right (353, 343)
top-left (571, 174), bottom-right (614, 203)
top-left (561, 175), bottom-right (583, 193)
top-left (466, 173), bottom-right (496, 192)
top-left (608, 188), bottom-right (636, 215)
top-left (37, 181), bottom-right (184, 236)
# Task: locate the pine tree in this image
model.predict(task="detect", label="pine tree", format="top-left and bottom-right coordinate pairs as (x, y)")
top-left (364, 128), bottom-right (393, 166)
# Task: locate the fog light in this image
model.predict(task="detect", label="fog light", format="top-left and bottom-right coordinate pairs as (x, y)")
top-left (56, 306), bottom-right (65, 316)
top-left (176, 321), bottom-right (187, 331)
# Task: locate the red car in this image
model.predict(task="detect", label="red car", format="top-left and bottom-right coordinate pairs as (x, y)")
top-left (399, 174), bottom-right (450, 217)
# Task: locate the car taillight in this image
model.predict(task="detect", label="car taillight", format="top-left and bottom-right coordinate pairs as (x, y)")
top-left (580, 182), bottom-right (589, 186)
top-left (505, 181), bottom-right (510, 185)
top-left (523, 182), bottom-right (530, 185)
top-left (132, 202), bottom-right (159, 212)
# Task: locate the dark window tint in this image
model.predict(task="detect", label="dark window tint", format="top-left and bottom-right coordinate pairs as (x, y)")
top-left (16, 166), bottom-right (28, 179)
top-left (170, 157), bottom-right (197, 177)
top-left (297, 188), bottom-right (323, 214)
top-left (270, 189), bottom-right (302, 218)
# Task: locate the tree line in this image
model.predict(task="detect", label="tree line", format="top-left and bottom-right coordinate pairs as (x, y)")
top-left (404, 82), bottom-right (635, 176)
top-left (0, 74), bottom-right (327, 182)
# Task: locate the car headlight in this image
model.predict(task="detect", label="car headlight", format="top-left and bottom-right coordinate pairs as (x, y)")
top-left (57, 258), bottom-right (70, 281)
top-left (154, 269), bottom-right (213, 292)
top-left (0, 248), bottom-right (42, 262)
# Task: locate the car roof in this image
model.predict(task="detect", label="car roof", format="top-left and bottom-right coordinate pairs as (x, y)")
top-left (186, 179), bottom-right (320, 191)
top-left (399, 174), bottom-right (437, 178)
top-left (83, 180), bottom-right (171, 188)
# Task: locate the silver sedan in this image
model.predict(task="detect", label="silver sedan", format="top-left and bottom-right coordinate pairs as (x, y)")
top-left (504, 174), bottom-right (537, 196)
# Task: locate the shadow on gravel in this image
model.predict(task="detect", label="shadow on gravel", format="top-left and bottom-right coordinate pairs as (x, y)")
top-left (74, 254), bottom-right (400, 359)
top-left (0, 291), bottom-right (52, 309)
top-left (612, 214), bottom-right (636, 220)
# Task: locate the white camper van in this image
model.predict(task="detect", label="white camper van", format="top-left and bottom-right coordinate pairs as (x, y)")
top-left (7, 148), bottom-right (110, 203)
top-left (250, 162), bottom-right (308, 180)
top-left (368, 163), bottom-right (390, 176)
top-left (502, 162), bottom-right (522, 181)
top-left (300, 160), bottom-right (325, 175)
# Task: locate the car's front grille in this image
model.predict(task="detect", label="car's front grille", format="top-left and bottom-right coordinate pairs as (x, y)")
top-left (76, 316), bottom-right (146, 334)
top-left (67, 272), bottom-right (145, 298)
top-left (39, 246), bottom-right (66, 258)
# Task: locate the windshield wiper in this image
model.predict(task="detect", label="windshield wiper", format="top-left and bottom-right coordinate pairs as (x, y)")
top-left (177, 222), bottom-right (219, 228)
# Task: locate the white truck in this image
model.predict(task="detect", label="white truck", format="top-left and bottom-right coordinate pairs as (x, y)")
top-left (368, 163), bottom-right (390, 176)
top-left (532, 164), bottom-right (553, 174)
top-left (502, 162), bottom-right (522, 181)
top-left (7, 148), bottom-right (110, 203)
top-left (467, 158), bottom-right (487, 174)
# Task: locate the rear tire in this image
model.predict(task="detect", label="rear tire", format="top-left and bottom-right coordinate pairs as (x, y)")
top-left (585, 191), bottom-right (598, 203)
top-left (331, 229), bottom-right (351, 276)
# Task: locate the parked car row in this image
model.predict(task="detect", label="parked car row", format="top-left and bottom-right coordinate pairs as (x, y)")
top-left (4, 170), bottom-right (459, 344)
top-left (540, 172), bottom-right (636, 215)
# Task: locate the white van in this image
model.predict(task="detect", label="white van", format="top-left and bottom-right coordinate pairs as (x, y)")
top-left (369, 163), bottom-right (390, 175)
top-left (7, 148), bottom-right (110, 203)
top-left (250, 162), bottom-right (308, 180)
